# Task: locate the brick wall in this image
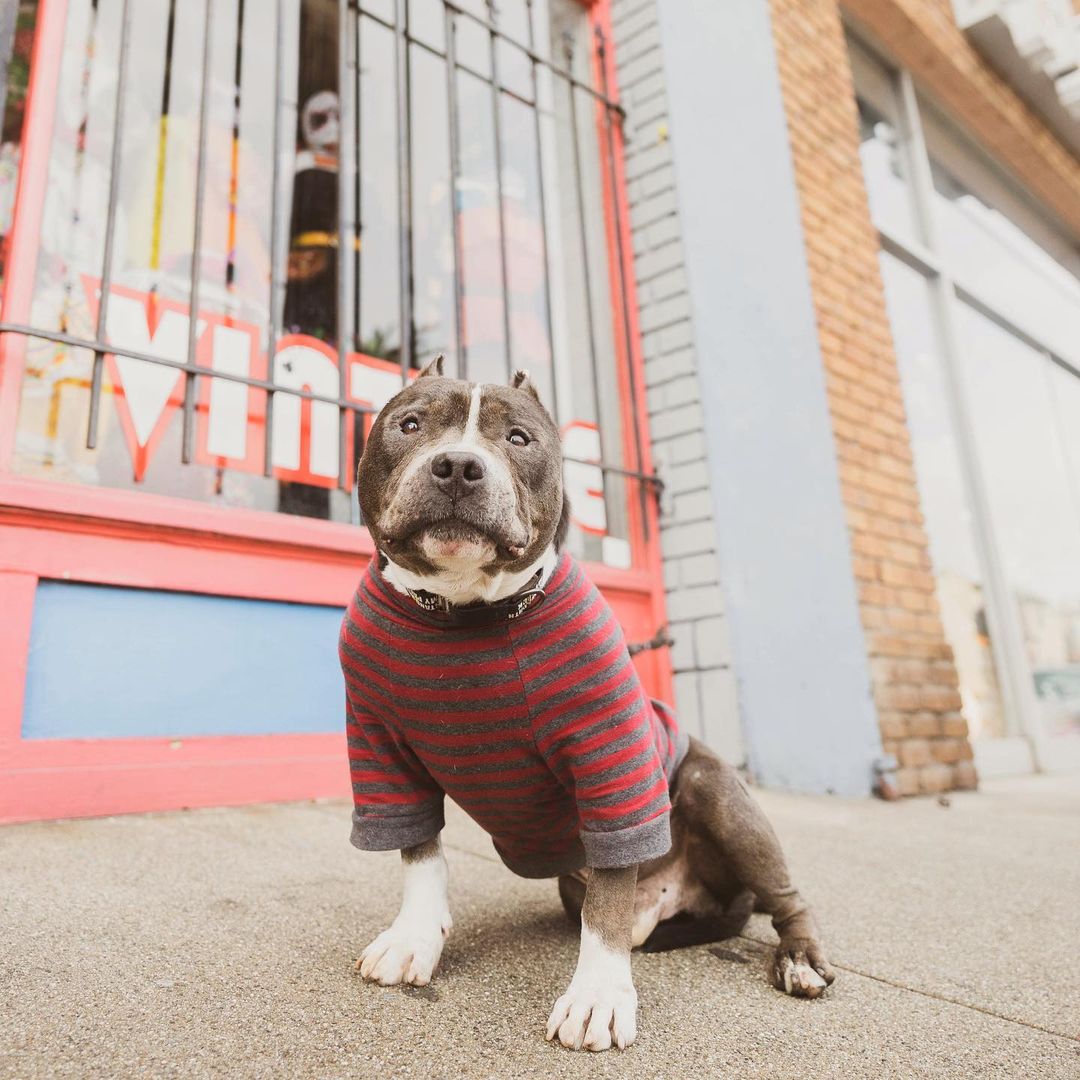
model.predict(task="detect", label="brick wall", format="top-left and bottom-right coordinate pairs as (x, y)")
top-left (767, 0), bottom-right (976, 794)
top-left (610, 0), bottom-right (743, 764)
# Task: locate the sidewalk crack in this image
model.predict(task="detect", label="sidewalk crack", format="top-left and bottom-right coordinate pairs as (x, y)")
top-left (737, 935), bottom-right (1080, 1045)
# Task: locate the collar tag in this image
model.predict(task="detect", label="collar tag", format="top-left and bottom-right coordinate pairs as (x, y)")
top-left (506, 588), bottom-right (545, 620)
top-left (404, 569), bottom-right (546, 626)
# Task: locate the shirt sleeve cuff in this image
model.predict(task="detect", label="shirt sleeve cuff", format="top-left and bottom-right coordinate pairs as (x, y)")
top-left (350, 800), bottom-right (445, 852)
top-left (580, 810), bottom-right (672, 868)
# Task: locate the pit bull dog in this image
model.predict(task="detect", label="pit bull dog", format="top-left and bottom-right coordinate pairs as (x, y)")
top-left (340, 357), bottom-right (834, 1052)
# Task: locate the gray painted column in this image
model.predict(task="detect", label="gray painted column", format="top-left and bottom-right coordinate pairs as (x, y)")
top-left (653, 0), bottom-right (882, 794)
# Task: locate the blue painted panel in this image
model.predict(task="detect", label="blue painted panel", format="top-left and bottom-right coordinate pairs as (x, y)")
top-left (23, 582), bottom-right (346, 739)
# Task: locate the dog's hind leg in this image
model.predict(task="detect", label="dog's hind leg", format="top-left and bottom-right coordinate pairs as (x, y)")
top-left (674, 737), bottom-right (836, 998)
top-left (639, 889), bottom-right (755, 952)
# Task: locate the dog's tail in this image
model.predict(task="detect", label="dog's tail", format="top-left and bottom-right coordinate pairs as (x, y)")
top-left (638, 889), bottom-right (755, 953)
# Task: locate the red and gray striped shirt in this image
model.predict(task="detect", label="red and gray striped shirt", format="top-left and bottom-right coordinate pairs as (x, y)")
top-left (340, 551), bottom-right (687, 878)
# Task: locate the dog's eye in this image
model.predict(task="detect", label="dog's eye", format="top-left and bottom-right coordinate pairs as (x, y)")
top-left (508, 429), bottom-right (530, 447)
top-left (400, 417), bottom-right (420, 434)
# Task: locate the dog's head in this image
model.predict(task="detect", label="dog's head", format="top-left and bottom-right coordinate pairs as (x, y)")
top-left (358, 356), bottom-right (570, 577)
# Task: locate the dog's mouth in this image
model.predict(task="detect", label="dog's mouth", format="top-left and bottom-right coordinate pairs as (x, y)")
top-left (381, 512), bottom-right (530, 562)
top-left (420, 520), bottom-right (498, 561)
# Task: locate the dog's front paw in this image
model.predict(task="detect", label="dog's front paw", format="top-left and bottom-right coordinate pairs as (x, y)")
top-left (356, 915), bottom-right (451, 987)
top-left (772, 938), bottom-right (835, 999)
top-left (545, 978), bottom-right (637, 1052)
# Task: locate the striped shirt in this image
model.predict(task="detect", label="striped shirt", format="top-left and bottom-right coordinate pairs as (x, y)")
top-left (339, 551), bottom-right (688, 878)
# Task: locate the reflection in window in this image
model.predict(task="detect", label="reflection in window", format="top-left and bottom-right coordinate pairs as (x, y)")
top-left (5, 0), bottom-right (640, 565)
top-left (879, 253), bottom-right (1006, 738)
top-left (957, 304), bottom-right (1080, 737)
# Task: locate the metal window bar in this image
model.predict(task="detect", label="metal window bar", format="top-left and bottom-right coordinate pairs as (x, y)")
top-left (562, 31), bottom-right (616, 535)
top-left (179, 0), bottom-right (216, 466)
top-left (352, 8), bottom-right (363, 358)
top-left (85, 0), bottom-right (133, 450)
top-left (444, 3), bottom-right (466, 375)
top-left (225, 0), bottom-right (247, 294)
top-left (524, 0), bottom-right (560, 426)
top-left (486, 0), bottom-right (514, 380)
top-left (4, 0), bottom-right (662, 535)
top-left (1, 321), bottom-right (383, 410)
top-left (151, 1), bottom-right (180, 272)
top-left (68, 2), bottom-right (108, 315)
top-left (394, 0), bottom-right (414, 385)
top-left (263, 0), bottom-right (287, 478)
top-left (337, 0), bottom-right (357, 492)
top-left (350, 4), bottom-right (365, 506)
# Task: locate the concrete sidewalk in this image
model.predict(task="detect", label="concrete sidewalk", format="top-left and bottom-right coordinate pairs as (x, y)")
top-left (1, 776), bottom-right (1077, 1079)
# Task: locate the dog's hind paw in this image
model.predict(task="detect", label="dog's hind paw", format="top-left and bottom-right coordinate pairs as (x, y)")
top-left (772, 940), bottom-right (835, 999)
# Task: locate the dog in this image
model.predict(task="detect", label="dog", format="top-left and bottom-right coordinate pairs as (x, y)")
top-left (340, 357), bottom-right (834, 1052)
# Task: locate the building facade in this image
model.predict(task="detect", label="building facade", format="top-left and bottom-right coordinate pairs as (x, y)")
top-left (625, 0), bottom-right (1080, 794)
top-left (1, 0), bottom-right (1078, 822)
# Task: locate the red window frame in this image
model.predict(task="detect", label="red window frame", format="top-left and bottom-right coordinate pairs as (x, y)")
top-left (0, 0), bottom-right (668, 823)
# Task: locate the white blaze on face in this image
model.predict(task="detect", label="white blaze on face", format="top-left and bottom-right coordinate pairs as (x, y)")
top-left (462, 383), bottom-right (484, 444)
top-left (416, 378), bottom-right (497, 560)
top-left (439, 383), bottom-right (517, 517)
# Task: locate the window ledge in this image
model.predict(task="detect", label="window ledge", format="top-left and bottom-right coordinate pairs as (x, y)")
top-left (0, 475), bottom-right (373, 557)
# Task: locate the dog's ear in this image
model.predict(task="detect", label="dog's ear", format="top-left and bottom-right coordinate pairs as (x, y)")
top-left (553, 490), bottom-right (571, 552)
top-left (511, 369), bottom-right (540, 401)
top-left (418, 354), bottom-right (445, 378)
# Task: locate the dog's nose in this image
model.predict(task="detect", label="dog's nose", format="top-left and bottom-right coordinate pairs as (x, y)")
top-left (430, 451), bottom-right (486, 497)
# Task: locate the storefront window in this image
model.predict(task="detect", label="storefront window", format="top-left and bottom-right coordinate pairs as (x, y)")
top-left (1, 0), bottom-right (640, 569)
top-left (852, 35), bottom-right (1080, 753)
top-left (956, 304), bottom-right (1080, 739)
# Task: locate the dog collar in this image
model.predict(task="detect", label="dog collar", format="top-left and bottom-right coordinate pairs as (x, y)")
top-left (402, 567), bottom-right (547, 628)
